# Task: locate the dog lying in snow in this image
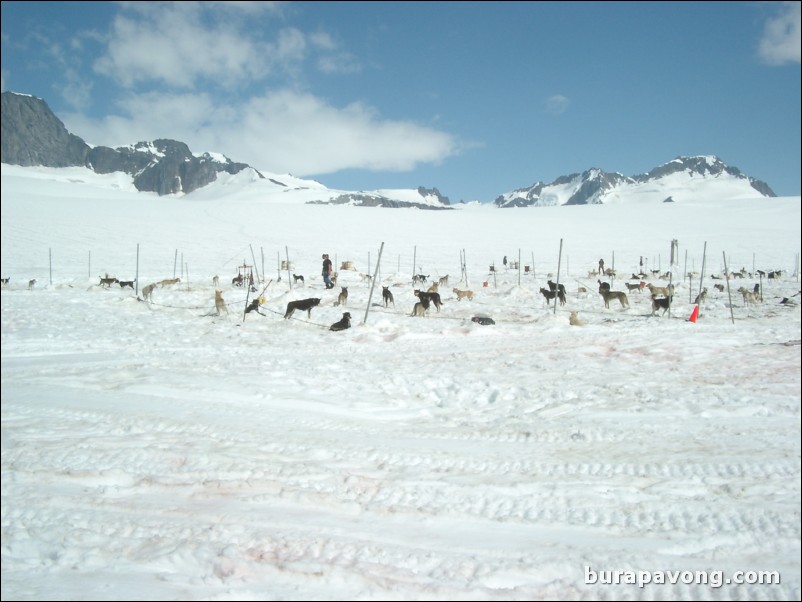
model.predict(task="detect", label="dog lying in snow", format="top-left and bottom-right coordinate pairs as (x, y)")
top-left (330, 312), bottom-right (351, 331)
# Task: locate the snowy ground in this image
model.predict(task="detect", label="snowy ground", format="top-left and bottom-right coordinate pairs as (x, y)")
top-left (2, 166), bottom-right (800, 600)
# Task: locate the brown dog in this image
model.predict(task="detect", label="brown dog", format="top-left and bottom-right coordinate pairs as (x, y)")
top-left (599, 289), bottom-right (629, 309)
top-left (214, 290), bottom-right (229, 316)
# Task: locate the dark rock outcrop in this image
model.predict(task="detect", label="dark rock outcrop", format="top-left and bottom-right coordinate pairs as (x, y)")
top-left (1, 91), bottom-right (260, 195)
top-left (1, 91), bottom-right (89, 167)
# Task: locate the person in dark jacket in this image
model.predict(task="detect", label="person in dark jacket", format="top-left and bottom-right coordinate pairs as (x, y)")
top-left (322, 254), bottom-right (334, 289)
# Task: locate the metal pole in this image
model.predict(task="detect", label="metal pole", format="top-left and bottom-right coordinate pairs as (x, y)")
top-left (285, 246), bottom-right (292, 289)
top-left (135, 244), bottom-right (140, 296)
top-left (363, 242), bottom-right (385, 324)
top-left (518, 248), bottom-right (521, 286)
top-left (242, 278), bottom-right (251, 323)
top-left (667, 271), bottom-right (673, 319)
top-left (554, 239), bottom-right (563, 315)
top-left (462, 249), bottom-right (468, 286)
top-left (683, 249), bottom-right (688, 280)
top-left (723, 251), bottom-right (735, 325)
top-left (250, 244), bottom-right (261, 284)
top-left (173, 249), bottom-right (178, 278)
top-left (697, 242), bottom-right (707, 318)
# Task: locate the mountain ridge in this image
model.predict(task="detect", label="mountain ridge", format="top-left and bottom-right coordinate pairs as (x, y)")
top-left (494, 157), bottom-right (775, 208)
top-left (1, 91), bottom-right (777, 207)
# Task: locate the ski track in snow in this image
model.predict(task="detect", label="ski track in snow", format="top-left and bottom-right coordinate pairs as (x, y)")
top-left (2, 275), bottom-right (800, 601)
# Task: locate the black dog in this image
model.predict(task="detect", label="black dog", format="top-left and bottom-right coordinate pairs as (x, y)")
top-left (293, 274), bottom-right (304, 284)
top-left (547, 279), bottom-right (566, 296)
top-left (414, 289), bottom-right (442, 312)
top-left (651, 295), bottom-right (673, 316)
top-left (245, 296), bottom-right (266, 316)
top-left (330, 312), bottom-right (352, 331)
top-left (119, 279), bottom-right (136, 289)
top-left (382, 286), bottom-right (395, 308)
top-left (540, 286), bottom-right (566, 306)
top-left (284, 297), bottom-right (321, 319)
top-left (471, 316), bottom-right (495, 325)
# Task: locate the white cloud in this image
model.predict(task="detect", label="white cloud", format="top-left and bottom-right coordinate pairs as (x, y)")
top-left (545, 95), bottom-right (570, 115)
top-left (65, 91), bottom-right (219, 148)
top-left (758, 1), bottom-right (801, 65)
top-left (60, 68), bottom-right (93, 111)
top-left (91, 2), bottom-right (361, 89)
top-left (233, 91), bottom-right (458, 174)
top-left (308, 31), bottom-right (337, 52)
top-left (309, 31), bottom-right (361, 74)
top-left (94, 4), bottom-right (280, 89)
top-left (316, 53), bottom-right (361, 75)
top-left (64, 89), bottom-right (459, 176)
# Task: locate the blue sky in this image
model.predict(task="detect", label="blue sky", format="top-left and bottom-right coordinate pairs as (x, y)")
top-left (2, 1), bottom-right (800, 201)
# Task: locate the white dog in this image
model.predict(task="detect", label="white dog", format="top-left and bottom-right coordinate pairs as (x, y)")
top-left (141, 283), bottom-right (156, 303)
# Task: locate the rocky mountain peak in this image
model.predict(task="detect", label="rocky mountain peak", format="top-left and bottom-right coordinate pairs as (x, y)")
top-left (1, 91), bottom-right (259, 196)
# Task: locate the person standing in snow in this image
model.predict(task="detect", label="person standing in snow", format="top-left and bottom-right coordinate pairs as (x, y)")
top-left (322, 254), bottom-right (334, 289)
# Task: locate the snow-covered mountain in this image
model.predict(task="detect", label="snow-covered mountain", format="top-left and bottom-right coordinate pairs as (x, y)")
top-left (1, 91), bottom-right (779, 208)
top-left (308, 186), bottom-right (452, 210)
top-left (0, 163), bottom-right (462, 211)
top-left (494, 156), bottom-right (776, 207)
